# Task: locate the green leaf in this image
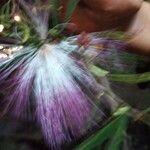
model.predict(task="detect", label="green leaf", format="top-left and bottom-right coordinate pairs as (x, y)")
top-left (64, 0), bottom-right (79, 22)
top-left (144, 107), bottom-right (150, 113)
top-left (108, 72), bottom-right (150, 84)
top-left (51, 0), bottom-right (60, 26)
top-left (107, 115), bottom-right (128, 150)
top-left (0, 0), bottom-right (11, 16)
top-left (113, 106), bottom-right (131, 117)
top-left (89, 65), bottom-right (109, 77)
top-left (76, 107), bottom-right (130, 150)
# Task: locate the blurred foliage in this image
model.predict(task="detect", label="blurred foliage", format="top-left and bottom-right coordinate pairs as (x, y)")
top-left (77, 106), bottom-right (150, 150)
top-left (76, 106), bottom-right (130, 150)
top-left (89, 64), bottom-right (150, 84)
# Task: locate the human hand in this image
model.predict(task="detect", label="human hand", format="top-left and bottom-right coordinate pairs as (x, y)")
top-left (80, 0), bottom-right (142, 14)
top-left (60, 0), bottom-right (143, 32)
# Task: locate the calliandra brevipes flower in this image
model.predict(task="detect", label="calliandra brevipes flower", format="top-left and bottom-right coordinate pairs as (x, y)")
top-left (0, 43), bottom-right (105, 149)
top-left (0, 32), bottom-right (142, 149)
top-left (0, 0), bottom-right (146, 149)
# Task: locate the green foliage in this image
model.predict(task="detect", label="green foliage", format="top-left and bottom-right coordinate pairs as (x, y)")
top-left (0, 0), bottom-right (11, 31)
top-left (89, 65), bottom-right (109, 77)
top-left (64, 0), bottom-right (80, 22)
top-left (0, 0), bottom-right (40, 45)
top-left (51, 0), bottom-right (60, 26)
top-left (0, 0), bottom-right (80, 46)
top-left (76, 106), bottom-right (130, 150)
top-left (89, 64), bottom-right (150, 84)
top-left (108, 72), bottom-right (150, 84)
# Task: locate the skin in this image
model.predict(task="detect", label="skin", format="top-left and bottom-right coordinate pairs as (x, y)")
top-left (60, 0), bottom-right (150, 55)
top-left (126, 2), bottom-right (150, 55)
